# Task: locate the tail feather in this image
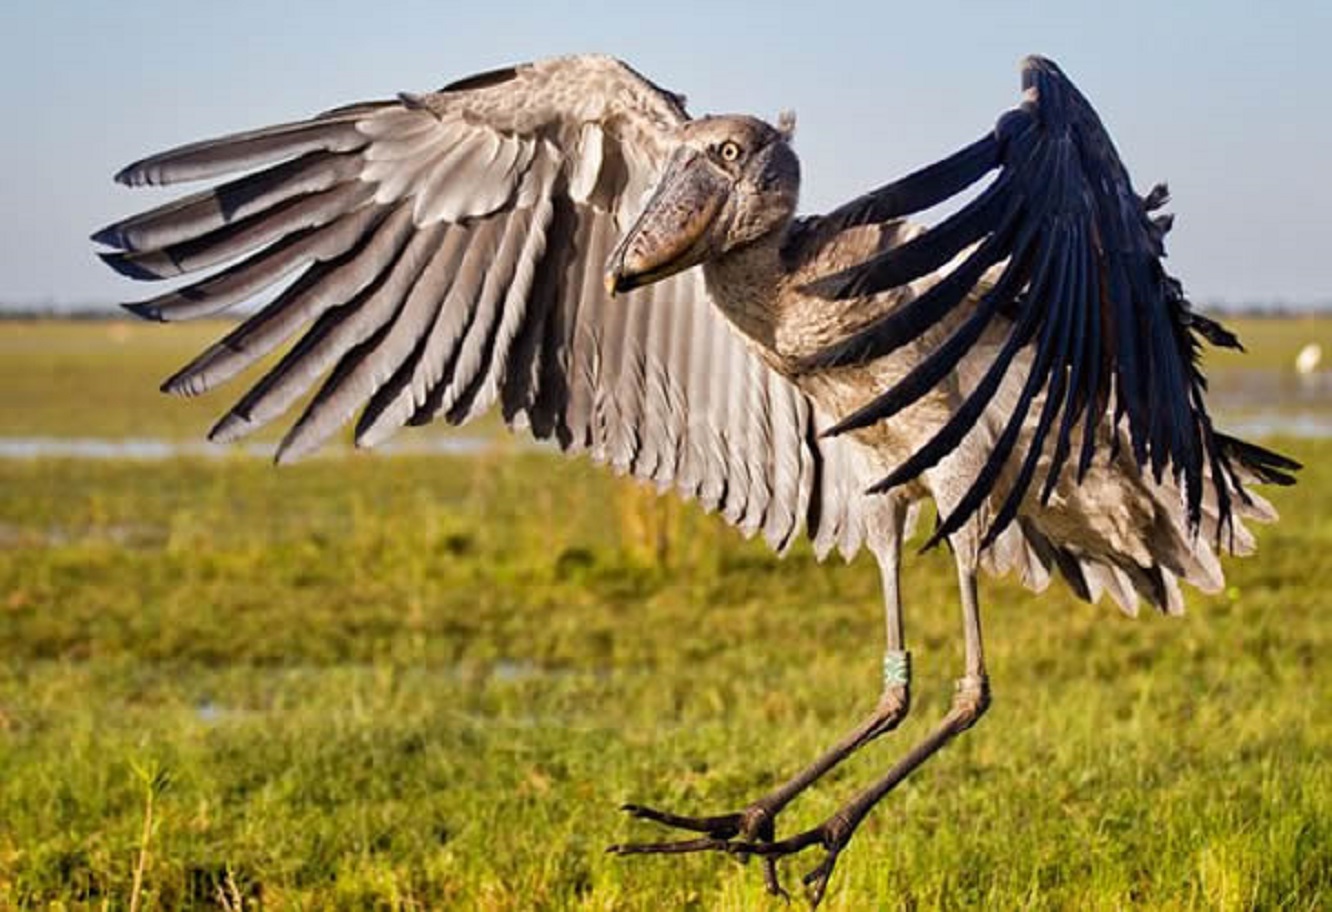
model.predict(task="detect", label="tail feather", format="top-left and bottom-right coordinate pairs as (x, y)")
top-left (990, 427), bottom-right (1289, 617)
top-left (1215, 433), bottom-right (1300, 487)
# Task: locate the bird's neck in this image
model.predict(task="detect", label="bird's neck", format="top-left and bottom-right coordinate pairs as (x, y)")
top-left (701, 230), bottom-right (790, 357)
top-left (703, 221), bottom-right (903, 374)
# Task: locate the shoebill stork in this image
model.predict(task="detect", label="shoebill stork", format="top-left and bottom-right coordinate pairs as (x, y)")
top-left (94, 54), bottom-right (1298, 906)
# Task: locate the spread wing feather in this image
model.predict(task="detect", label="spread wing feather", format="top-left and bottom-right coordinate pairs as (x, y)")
top-left (95, 53), bottom-right (892, 558)
top-left (806, 55), bottom-right (1297, 544)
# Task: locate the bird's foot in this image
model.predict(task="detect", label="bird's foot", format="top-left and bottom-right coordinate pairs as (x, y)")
top-left (608, 811), bottom-right (847, 908)
top-left (722, 819), bottom-right (851, 909)
top-left (606, 683), bottom-right (912, 906)
top-left (608, 802), bottom-right (789, 900)
top-left (609, 803), bottom-right (856, 906)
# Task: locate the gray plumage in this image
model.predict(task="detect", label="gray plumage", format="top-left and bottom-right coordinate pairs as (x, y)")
top-left (97, 56), bottom-right (872, 557)
top-left (94, 53), bottom-right (1297, 906)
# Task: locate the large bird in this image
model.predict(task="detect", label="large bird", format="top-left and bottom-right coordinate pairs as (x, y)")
top-left (94, 54), bottom-right (1298, 906)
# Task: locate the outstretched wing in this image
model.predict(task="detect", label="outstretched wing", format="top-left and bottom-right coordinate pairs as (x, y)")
top-left (94, 54), bottom-right (894, 558)
top-left (804, 55), bottom-right (1297, 549)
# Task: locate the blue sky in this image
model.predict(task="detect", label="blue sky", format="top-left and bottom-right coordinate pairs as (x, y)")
top-left (2, 1), bottom-right (1329, 307)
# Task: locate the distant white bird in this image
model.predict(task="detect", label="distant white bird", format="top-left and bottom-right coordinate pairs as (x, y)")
top-left (1296, 343), bottom-right (1322, 375)
top-left (94, 53), bottom-right (1300, 907)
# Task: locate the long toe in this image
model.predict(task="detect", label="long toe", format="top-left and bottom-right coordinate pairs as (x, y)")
top-left (619, 803), bottom-right (745, 839)
top-left (606, 835), bottom-right (733, 856)
top-left (615, 799), bottom-right (791, 896)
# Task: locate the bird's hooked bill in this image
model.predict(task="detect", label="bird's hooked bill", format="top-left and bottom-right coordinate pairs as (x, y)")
top-left (605, 148), bottom-right (729, 296)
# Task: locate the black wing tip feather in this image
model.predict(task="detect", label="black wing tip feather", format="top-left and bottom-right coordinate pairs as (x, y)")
top-left (1190, 312), bottom-right (1244, 352)
top-left (273, 445), bottom-right (303, 468)
top-left (121, 301), bottom-right (165, 323)
top-left (824, 400), bottom-right (885, 438)
top-left (1216, 433), bottom-right (1301, 486)
top-left (114, 163), bottom-right (154, 187)
top-left (1142, 182), bottom-right (1171, 212)
top-left (90, 223), bottom-right (129, 250)
top-left (98, 251), bottom-right (154, 281)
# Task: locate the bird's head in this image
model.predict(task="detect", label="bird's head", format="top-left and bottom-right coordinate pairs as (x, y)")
top-left (605, 114), bottom-right (799, 295)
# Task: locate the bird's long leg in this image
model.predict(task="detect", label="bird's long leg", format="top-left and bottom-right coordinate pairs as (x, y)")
top-left (614, 555), bottom-right (991, 909)
top-left (731, 557), bottom-right (991, 906)
top-left (611, 522), bottom-right (912, 898)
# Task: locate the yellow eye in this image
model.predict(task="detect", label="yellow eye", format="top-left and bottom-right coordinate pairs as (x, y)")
top-left (719, 141), bottom-right (742, 163)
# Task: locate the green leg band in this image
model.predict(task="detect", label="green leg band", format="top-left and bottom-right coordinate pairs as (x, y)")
top-left (882, 649), bottom-right (911, 690)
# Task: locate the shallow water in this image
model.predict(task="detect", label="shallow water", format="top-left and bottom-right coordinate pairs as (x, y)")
top-left (1208, 368), bottom-right (1332, 411)
top-left (1217, 412), bottom-right (1332, 438)
top-left (1, 414), bottom-right (1327, 461)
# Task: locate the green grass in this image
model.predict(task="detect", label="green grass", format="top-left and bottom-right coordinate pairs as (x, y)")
top-left (1203, 314), bottom-right (1332, 371)
top-left (0, 320), bottom-right (234, 441)
top-left (0, 320), bottom-right (1329, 909)
top-left (0, 320), bottom-right (502, 443)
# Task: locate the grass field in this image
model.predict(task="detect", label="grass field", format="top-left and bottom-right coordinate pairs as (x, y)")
top-left (1, 318), bottom-right (1329, 909)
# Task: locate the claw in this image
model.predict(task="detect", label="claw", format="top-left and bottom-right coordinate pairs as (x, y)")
top-left (764, 860), bottom-right (791, 903)
top-left (800, 848), bottom-right (840, 909)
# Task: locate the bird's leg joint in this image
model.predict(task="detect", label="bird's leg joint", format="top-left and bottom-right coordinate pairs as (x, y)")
top-left (949, 673), bottom-right (990, 733)
top-left (822, 809), bottom-right (856, 847)
top-left (736, 802), bottom-right (776, 842)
